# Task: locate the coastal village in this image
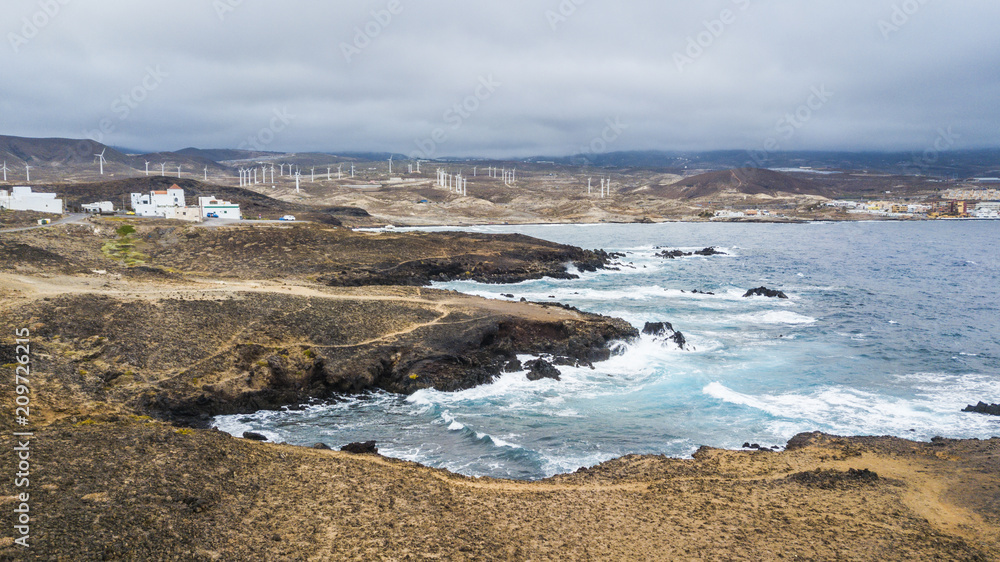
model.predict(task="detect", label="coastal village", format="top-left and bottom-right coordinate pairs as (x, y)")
top-left (2, 176), bottom-right (1000, 223)
top-left (1, 184), bottom-right (240, 222)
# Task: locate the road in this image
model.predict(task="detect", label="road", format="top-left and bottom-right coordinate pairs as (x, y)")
top-left (0, 213), bottom-right (88, 233)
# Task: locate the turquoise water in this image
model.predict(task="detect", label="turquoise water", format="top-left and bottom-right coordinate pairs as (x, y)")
top-left (215, 222), bottom-right (1000, 480)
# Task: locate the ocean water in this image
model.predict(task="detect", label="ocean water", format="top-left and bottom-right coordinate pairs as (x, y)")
top-left (214, 221), bottom-right (1000, 480)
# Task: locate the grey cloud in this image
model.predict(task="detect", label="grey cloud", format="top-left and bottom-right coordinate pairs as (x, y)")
top-left (1, 0), bottom-right (997, 157)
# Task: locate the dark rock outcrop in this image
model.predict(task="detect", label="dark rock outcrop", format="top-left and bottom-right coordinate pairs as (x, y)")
top-left (642, 322), bottom-right (688, 350)
top-left (243, 431), bottom-right (268, 441)
top-left (341, 441), bottom-right (378, 455)
top-left (743, 287), bottom-right (788, 299)
top-left (655, 247), bottom-right (727, 259)
top-left (503, 359), bottom-right (523, 373)
top-left (963, 402), bottom-right (1000, 416)
top-left (525, 359), bottom-right (561, 381)
top-left (643, 322), bottom-right (675, 335)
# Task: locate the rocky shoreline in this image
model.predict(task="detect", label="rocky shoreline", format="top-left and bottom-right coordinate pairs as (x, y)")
top-left (1, 220), bottom-right (998, 560)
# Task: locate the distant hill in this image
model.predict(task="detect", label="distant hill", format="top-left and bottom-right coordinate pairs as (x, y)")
top-left (651, 168), bottom-right (825, 199)
top-left (0, 135), bottom-right (235, 176)
top-left (0, 135), bottom-right (128, 166)
top-left (175, 148), bottom-right (281, 162)
top-left (552, 149), bottom-right (1000, 179)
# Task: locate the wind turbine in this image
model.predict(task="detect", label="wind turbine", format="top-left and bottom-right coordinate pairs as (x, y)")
top-left (327, 167), bottom-right (331, 181)
top-left (311, 167), bottom-right (315, 182)
top-left (177, 165), bottom-right (182, 178)
top-left (338, 164), bottom-right (342, 179)
top-left (350, 163), bottom-right (355, 178)
top-left (270, 164), bottom-right (275, 184)
top-left (145, 161), bottom-right (150, 176)
top-left (25, 164), bottom-right (31, 183)
top-left (204, 166), bottom-right (209, 181)
top-left (1, 161), bottom-right (8, 182)
top-left (295, 171), bottom-right (301, 193)
top-left (416, 160), bottom-right (420, 173)
top-left (95, 148), bottom-right (107, 175)
top-left (388, 155), bottom-right (393, 175)
top-left (160, 163), bottom-right (166, 177)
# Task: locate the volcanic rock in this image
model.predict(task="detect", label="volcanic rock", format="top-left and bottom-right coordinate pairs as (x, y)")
top-left (963, 402), bottom-right (1000, 416)
top-left (743, 287), bottom-right (789, 299)
top-left (243, 431), bottom-right (268, 441)
top-left (656, 247), bottom-right (727, 259)
top-left (643, 322), bottom-right (675, 335)
top-left (525, 359), bottom-right (561, 381)
top-left (341, 441), bottom-right (378, 454)
top-left (642, 322), bottom-right (688, 350)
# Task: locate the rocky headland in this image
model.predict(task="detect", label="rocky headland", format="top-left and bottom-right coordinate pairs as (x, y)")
top-left (1, 218), bottom-right (998, 560)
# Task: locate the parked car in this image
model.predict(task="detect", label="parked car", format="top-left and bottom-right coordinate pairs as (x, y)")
top-left (206, 212), bottom-right (219, 218)
top-left (279, 215), bottom-right (296, 221)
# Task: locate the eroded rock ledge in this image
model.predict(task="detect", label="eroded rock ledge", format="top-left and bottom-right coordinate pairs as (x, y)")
top-left (1, 289), bottom-right (637, 428)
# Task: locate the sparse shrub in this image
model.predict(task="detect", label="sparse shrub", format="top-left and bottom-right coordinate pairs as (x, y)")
top-left (75, 419), bottom-right (96, 427)
top-left (175, 428), bottom-right (195, 436)
top-left (303, 349), bottom-right (315, 358)
top-left (409, 374), bottom-right (419, 380)
top-left (115, 225), bottom-right (136, 238)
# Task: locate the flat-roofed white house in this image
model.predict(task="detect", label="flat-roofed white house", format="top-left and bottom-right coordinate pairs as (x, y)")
top-left (131, 185), bottom-right (186, 217)
top-left (82, 201), bottom-right (115, 213)
top-left (198, 196), bottom-right (241, 219)
top-left (0, 186), bottom-right (64, 214)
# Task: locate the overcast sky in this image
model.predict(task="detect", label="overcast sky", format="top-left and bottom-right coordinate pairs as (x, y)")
top-left (2, 0), bottom-right (998, 158)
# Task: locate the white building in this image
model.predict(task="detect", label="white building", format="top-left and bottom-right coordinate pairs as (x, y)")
top-left (197, 196), bottom-right (241, 219)
top-left (972, 201), bottom-right (1000, 219)
top-left (81, 201), bottom-right (115, 213)
top-left (131, 185), bottom-right (186, 217)
top-left (713, 210), bottom-right (745, 218)
top-left (163, 207), bottom-right (203, 222)
top-left (0, 186), bottom-right (64, 214)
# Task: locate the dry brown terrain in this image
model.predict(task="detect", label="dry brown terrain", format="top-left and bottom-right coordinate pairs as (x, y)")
top-left (1, 423), bottom-right (997, 560)
top-left (1, 219), bottom-right (998, 560)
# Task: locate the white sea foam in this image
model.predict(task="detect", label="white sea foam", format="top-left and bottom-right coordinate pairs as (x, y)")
top-left (723, 311), bottom-right (818, 325)
top-left (702, 378), bottom-right (1000, 441)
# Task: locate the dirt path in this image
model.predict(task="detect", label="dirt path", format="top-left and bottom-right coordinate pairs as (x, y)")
top-left (0, 271), bottom-right (583, 323)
